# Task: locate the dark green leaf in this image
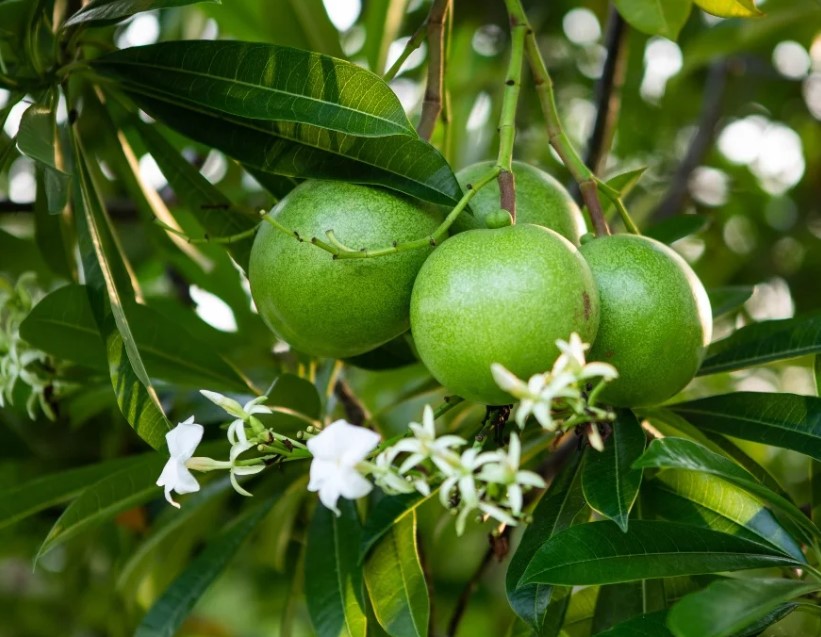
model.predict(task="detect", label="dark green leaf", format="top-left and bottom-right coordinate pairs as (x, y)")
top-left (601, 168), bottom-right (646, 220)
top-left (593, 610), bottom-right (672, 636)
top-left (306, 500), bottom-right (368, 637)
top-left (667, 578), bottom-right (818, 637)
top-left (613, 0), bottom-right (693, 39)
top-left (506, 453), bottom-right (587, 633)
top-left (591, 582), bottom-right (645, 634)
top-left (345, 335), bottom-right (418, 371)
top-left (644, 215), bottom-right (709, 245)
top-left (94, 42), bottom-right (415, 138)
top-left (361, 492), bottom-right (434, 561)
top-left (118, 91), bottom-right (462, 206)
top-left (364, 511), bottom-right (428, 637)
top-left (582, 410), bottom-right (646, 532)
top-left (134, 501), bottom-right (272, 637)
top-left (699, 313), bottom-right (821, 376)
top-left (64, 0), bottom-right (218, 27)
top-left (33, 166), bottom-right (75, 278)
top-left (707, 286), bottom-right (754, 318)
top-left (520, 520), bottom-right (799, 586)
top-left (670, 392), bottom-right (821, 461)
top-left (16, 104), bottom-right (64, 171)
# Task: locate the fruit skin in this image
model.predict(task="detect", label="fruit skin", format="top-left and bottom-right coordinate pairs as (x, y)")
top-left (580, 234), bottom-right (713, 407)
top-left (453, 161), bottom-right (588, 243)
top-left (249, 180), bottom-right (443, 359)
top-left (410, 224), bottom-right (600, 405)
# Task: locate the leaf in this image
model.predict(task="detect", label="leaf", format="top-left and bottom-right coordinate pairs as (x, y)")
top-left (667, 578), bottom-right (817, 637)
top-left (20, 284), bottom-right (253, 392)
top-left (582, 410), bottom-right (646, 532)
top-left (71, 130), bottom-right (171, 450)
top-left (16, 104), bottom-right (64, 172)
top-left (707, 286), bottom-right (754, 319)
top-left (563, 587), bottom-right (600, 637)
top-left (361, 492), bottom-right (434, 561)
top-left (134, 501), bottom-right (272, 637)
top-left (670, 392), bottom-right (821, 462)
top-left (36, 452), bottom-right (167, 559)
top-left (0, 454), bottom-right (147, 530)
top-left (644, 215), bottom-right (709, 245)
top-left (506, 453), bottom-right (587, 633)
top-left (117, 91), bottom-right (463, 206)
top-left (345, 335), bottom-right (418, 371)
top-left (364, 511), bottom-right (428, 637)
top-left (634, 437), bottom-right (818, 545)
top-left (94, 41), bottom-right (416, 138)
top-left (593, 610), bottom-right (672, 636)
top-left (64, 0), bottom-right (218, 28)
top-left (693, 0), bottom-right (762, 18)
top-left (363, 0), bottom-right (410, 74)
top-left (306, 500), bottom-right (368, 637)
top-left (699, 313), bottom-right (821, 376)
top-left (601, 167), bottom-right (646, 219)
top-left (613, 0), bottom-right (693, 39)
top-left (519, 520), bottom-right (800, 586)
top-left (591, 582), bottom-right (645, 634)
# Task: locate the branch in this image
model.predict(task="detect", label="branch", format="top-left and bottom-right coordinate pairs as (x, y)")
top-left (417, 0), bottom-right (451, 140)
top-left (334, 378), bottom-right (369, 426)
top-left (651, 60), bottom-right (729, 221)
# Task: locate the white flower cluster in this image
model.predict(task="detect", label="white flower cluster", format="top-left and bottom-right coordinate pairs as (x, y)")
top-left (491, 333), bottom-right (618, 450)
top-left (0, 273), bottom-right (61, 420)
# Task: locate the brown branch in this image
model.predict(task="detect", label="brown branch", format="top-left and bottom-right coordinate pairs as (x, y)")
top-left (498, 169), bottom-right (516, 219)
top-left (580, 180), bottom-right (610, 236)
top-left (446, 545), bottom-right (495, 637)
top-left (333, 378), bottom-right (369, 426)
top-left (417, 0), bottom-right (451, 140)
top-left (651, 60), bottom-right (730, 221)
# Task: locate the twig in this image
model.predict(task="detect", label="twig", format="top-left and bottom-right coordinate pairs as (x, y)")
top-left (651, 60), bottom-right (729, 221)
top-left (447, 545), bottom-right (495, 637)
top-left (383, 21), bottom-right (427, 81)
top-left (584, 5), bottom-right (629, 176)
top-left (334, 378), bottom-right (369, 426)
top-left (417, 0), bottom-right (451, 140)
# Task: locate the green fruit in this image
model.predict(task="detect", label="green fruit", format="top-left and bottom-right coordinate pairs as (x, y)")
top-left (580, 234), bottom-right (713, 407)
top-left (453, 160), bottom-right (587, 243)
top-left (410, 224), bottom-right (600, 405)
top-left (249, 180), bottom-right (443, 358)
top-left (485, 209), bottom-right (513, 229)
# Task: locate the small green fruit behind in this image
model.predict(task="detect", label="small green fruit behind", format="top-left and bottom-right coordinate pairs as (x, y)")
top-left (249, 180), bottom-right (443, 359)
top-left (453, 160), bottom-right (588, 243)
top-left (410, 224), bottom-right (600, 405)
top-left (580, 234), bottom-right (713, 407)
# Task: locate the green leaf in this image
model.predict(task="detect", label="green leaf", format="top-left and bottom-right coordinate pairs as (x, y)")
top-left (94, 42), bottom-right (415, 138)
top-left (364, 511), bottom-right (428, 637)
top-left (134, 501), bottom-right (272, 637)
top-left (506, 453), bottom-right (587, 633)
top-left (0, 454), bottom-right (148, 530)
top-left (71, 130), bottom-right (171, 450)
top-left (601, 168), bottom-right (646, 220)
top-left (519, 520), bottom-right (799, 586)
top-left (707, 286), bottom-right (754, 319)
top-left (21, 284), bottom-right (252, 392)
top-left (693, 0), bottom-right (762, 18)
top-left (16, 104), bottom-right (64, 172)
top-left (363, 0), bottom-right (410, 74)
top-left (699, 314), bottom-right (821, 376)
top-left (667, 578), bottom-right (817, 637)
top-left (644, 472), bottom-right (805, 562)
top-left (306, 500), bottom-right (368, 637)
top-left (36, 452), bottom-right (167, 559)
top-left (613, 0), bottom-right (693, 39)
top-left (644, 215), bottom-right (709, 245)
top-left (33, 165), bottom-right (76, 278)
top-left (64, 0), bottom-right (218, 27)
top-left (582, 410), bottom-right (646, 532)
top-left (634, 437), bottom-right (818, 545)
top-left (117, 91), bottom-right (462, 206)
top-left (361, 492), bottom-right (434, 561)
top-left (593, 610), bottom-right (672, 636)
top-left (591, 583), bottom-right (645, 634)
top-left (670, 392), bottom-right (821, 461)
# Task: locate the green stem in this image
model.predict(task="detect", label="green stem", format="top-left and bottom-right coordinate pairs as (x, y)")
top-left (154, 219), bottom-right (261, 245)
top-left (383, 21), bottom-right (428, 81)
top-left (596, 178), bottom-right (641, 235)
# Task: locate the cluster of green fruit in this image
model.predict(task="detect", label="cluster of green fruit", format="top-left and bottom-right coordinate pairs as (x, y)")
top-left (248, 162), bottom-right (712, 409)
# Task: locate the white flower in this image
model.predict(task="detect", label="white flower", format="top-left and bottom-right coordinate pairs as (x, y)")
top-left (201, 390), bottom-right (273, 449)
top-left (227, 438), bottom-right (265, 497)
top-left (477, 434), bottom-right (545, 515)
top-left (388, 405), bottom-right (464, 474)
top-left (156, 417), bottom-right (204, 509)
top-left (371, 452), bottom-right (415, 495)
top-left (440, 447), bottom-right (498, 510)
top-left (307, 419), bottom-right (380, 515)
top-left (553, 332), bottom-right (589, 374)
top-left (491, 364), bottom-right (556, 430)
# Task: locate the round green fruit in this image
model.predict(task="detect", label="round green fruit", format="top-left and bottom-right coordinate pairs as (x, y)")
top-left (580, 234), bottom-right (713, 407)
top-left (248, 180), bottom-right (443, 359)
top-left (410, 224), bottom-right (600, 405)
top-left (452, 160), bottom-right (587, 243)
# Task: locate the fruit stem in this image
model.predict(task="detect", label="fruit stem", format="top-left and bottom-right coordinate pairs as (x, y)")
top-left (596, 178), bottom-right (642, 235)
top-left (417, 0), bottom-right (451, 141)
top-left (496, 9), bottom-right (527, 221)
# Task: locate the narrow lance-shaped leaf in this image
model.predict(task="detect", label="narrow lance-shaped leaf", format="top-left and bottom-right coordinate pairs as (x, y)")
top-left (707, 286), bottom-right (754, 318)
top-left (644, 215), bottom-right (709, 245)
top-left (361, 492), bottom-right (435, 561)
top-left (364, 511), bottom-right (429, 637)
top-left (592, 610), bottom-right (672, 637)
top-left (699, 313), bottom-right (821, 376)
top-left (17, 104), bottom-right (65, 172)
top-left (306, 500), bottom-right (368, 637)
top-left (667, 578), bottom-right (818, 637)
top-left (93, 41), bottom-right (416, 137)
top-left (582, 410), bottom-right (646, 532)
top-left (135, 501), bottom-right (273, 637)
top-left (116, 91), bottom-right (463, 206)
top-left (613, 0), bottom-right (693, 39)
top-left (64, 0), bottom-right (219, 28)
top-left (670, 392), bottom-right (821, 462)
top-left (520, 520), bottom-right (800, 586)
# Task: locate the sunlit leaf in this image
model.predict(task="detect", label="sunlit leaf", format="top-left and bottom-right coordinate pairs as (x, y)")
top-left (644, 215), bottom-right (709, 245)
top-left (693, 0), bottom-right (762, 18)
top-left (361, 492), bottom-right (434, 561)
top-left (64, 0), bottom-right (219, 28)
top-left (613, 0), bottom-right (693, 39)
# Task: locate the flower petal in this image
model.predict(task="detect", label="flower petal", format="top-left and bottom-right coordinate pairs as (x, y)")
top-left (165, 419), bottom-right (204, 460)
